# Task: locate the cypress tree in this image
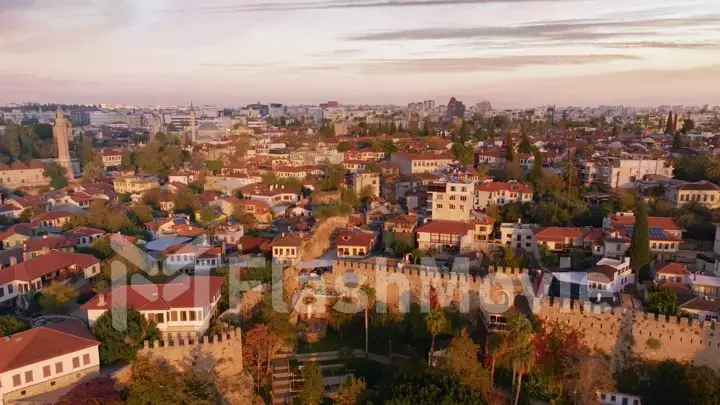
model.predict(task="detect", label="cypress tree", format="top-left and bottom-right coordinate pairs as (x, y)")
top-left (665, 111), bottom-right (674, 134)
top-left (628, 202), bottom-right (652, 280)
top-left (532, 149), bottom-right (543, 185)
top-left (505, 144), bottom-right (515, 163)
top-left (672, 132), bottom-right (683, 149)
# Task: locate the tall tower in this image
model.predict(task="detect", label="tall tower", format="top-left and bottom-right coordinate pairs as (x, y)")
top-left (190, 101), bottom-right (197, 143)
top-left (52, 109), bottom-right (74, 180)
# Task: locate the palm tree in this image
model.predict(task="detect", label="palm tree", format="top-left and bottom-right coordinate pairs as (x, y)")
top-left (510, 346), bottom-right (536, 405)
top-left (705, 159), bottom-right (720, 180)
top-left (425, 309), bottom-right (446, 366)
top-left (507, 316), bottom-right (534, 387)
top-left (563, 161), bottom-right (579, 193)
top-left (486, 332), bottom-right (505, 389)
top-left (360, 285), bottom-right (376, 354)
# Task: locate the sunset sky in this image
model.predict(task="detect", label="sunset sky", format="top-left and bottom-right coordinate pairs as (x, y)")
top-left (1, 0), bottom-right (720, 107)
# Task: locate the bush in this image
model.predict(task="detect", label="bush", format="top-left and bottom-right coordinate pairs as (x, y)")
top-left (646, 338), bottom-right (662, 350)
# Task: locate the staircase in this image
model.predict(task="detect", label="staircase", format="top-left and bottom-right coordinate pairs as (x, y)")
top-left (270, 358), bottom-right (294, 405)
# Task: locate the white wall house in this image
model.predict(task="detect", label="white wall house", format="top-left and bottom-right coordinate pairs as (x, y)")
top-left (0, 321), bottom-right (100, 404)
top-left (82, 276), bottom-right (225, 335)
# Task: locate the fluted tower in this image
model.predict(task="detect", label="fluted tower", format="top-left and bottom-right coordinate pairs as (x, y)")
top-left (190, 101), bottom-right (197, 143)
top-left (52, 109), bottom-right (74, 180)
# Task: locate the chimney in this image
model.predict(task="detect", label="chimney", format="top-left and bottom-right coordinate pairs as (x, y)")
top-left (98, 293), bottom-right (106, 306)
top-left (42, 246), bottom-right (50, 254)
top-left (9, 256), bottom-right (17, 266)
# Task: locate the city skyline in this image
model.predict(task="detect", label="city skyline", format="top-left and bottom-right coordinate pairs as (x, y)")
top-left (1, 0), bottom-right (720, 107)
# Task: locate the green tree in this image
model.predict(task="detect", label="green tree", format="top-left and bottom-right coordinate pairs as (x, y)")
top-left (510, 345), bottom-right (536, 405)
top-left (705, 159), bottom-right (720, 180)
top-left (82, 160), bottom-right (103, 182)
top-left (451, 142), bottom-right (475, 165)
top-left (0, 315), bottom-right (29, 337)
top-left (172, 188), bottom-right (198, 214)
top-left (131, 203), bottom-right (155, 223)
top-left (335, 376), bottom-right (367, 405)
top-left (681, 118), bottom-right (695, 134)
top-left (505, 144), bottom-right (515, 163)
top-left (381, 139), bottom-right (397, 155)
top-left (673, 132), bottom-right (684, 149)
top-left (384, 372), bottom-right (484, 405)
top-left (199, 206), bottom-right (215, 223)
top-left (328, 297), bottom-right (354, 338)
top-left (43, 161), bottom-right (68, 189)
top-left (665, 111), bottom-right (674, 134)
top-left (39, 281), bottom-right (78, 313)
top-left (486, 332), bottom-right (506, 390)
top-left (628, 202), bottom-right (651, 279)
top-left (92, 307), bottom-right (160, 364)
top-left (3, 128), bottom-right (21, 161)
top-left (425, 309), bottom-right (447, 366)
top-left (562, 161), bottom-right (579, 193)
top-left (518, 132), bottom-right (532, 153)
top-left (337, 141), bottom-right (354, 152)
top-left (205, 160), bottom-right (223, 175)
top-left (531, 149), bottom-right (543, 185)
top-left (298, 362), bottom-right (325, 405)
top-left (644, 286), bottom-right (679, 316)
top-left (126, 356), bottom-right (187, 405)
top-left (446, 330), bottom-right (491, 397)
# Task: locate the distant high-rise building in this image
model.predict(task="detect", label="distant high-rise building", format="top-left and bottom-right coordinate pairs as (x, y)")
top-left (423, 100), bottom-right (436, 111)
top-left (52, 109), bottom-right (74, 180)
top-left (190, 102), bottom-right (197, 143)
top-left (446, 97), bottom-right (465, 118)
top-left (320, 101), bottom-right (340, 109)
top-left (475, 100), bottom-right (492, 116)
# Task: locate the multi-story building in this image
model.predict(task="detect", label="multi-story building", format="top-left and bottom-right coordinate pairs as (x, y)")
top-left (474, 182), bottom-right (533, 209)
top-left (390, 152), bottom-right (455, 174)
top-left (416, 220), bottom-right (475, 253)
top-left (500, 222), bottom-right (537, 250)
top-left (99, 149), bottom-right (122, 169)
top-left (82, 276), bottom-right (225, 335)
top-left (383, 215), bottom-right (419, 250)
top-left (427, 180), bottom-right (474, 221)
top-left (163, 244), bottom-right (223, 273)
top-left (0, 161), bottom-right (49, 189)
top-left (112, 176), bottom-right (160, 194)
top-left (582, 157), bottom-right (674, 189)
top-left (336, 230), bottom-right (376, 259)
top-left (0, 320), bottom-right (100, 404)
top-left (353, 172), bottom-right (380, 198)
top-left (664, 181), bottom-right (720, 209)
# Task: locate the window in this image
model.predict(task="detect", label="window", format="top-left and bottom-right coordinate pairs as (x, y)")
top-left (436, 204), bottom-right (443, 209)
top-left (633, 400), bottom-right (639, 405)
top-left (83, 354), bottom-right (91, 365)
top-left (171, 311), bottom-right (178, 321)
top-left (181, 311), bottom-right (188, 321)
top-left (13, 374), bottom-right (21, 387)
top-left (189, 311), bottom-right (197, 321)
top-left (73, 357), bottom-right (80, 369)
top-left (56, 362), bottom-right (63, 373)
top-left (600, 394), bottom-right (607, 400)
top-left (25, 370), bottom-right (33, 383)
top-left (622, 398), bottom-right (628, 405)
top-left (8, 284), bottom-right (13, 294)
top-left (611, 395), bottom-right (616, 402)
top-left (43, 365), bottom-right (51, 378)
top-left (0, 286), bottom-right (4, 298)
top-left (449, 204), bottom-right (455, 210)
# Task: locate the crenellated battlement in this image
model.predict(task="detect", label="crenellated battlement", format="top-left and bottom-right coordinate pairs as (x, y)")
top-left (142, 328), bottom-right (242, 350)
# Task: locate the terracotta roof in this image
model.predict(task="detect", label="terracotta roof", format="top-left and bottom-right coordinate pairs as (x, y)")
top-left (31, 210), bottom-right (74, 222)
top-left (583, 228), bottom-right (605, 245)
top-left (0, 251), bottom-right (99, 284)
top-left (238, 235), bottom-right (271, 253)
top-left (586, 265), bottom-right (618, 282)
top-left (416, 220), bottom-right (474, 236)
top-left (164, 244), bottom-right (221, 257)
top-left (62, 226), bottom-right (105, 238)
top-left (270, 233), bottom-right (304, 247)
top-left (386, 214), bottom-right (419, 228)
top-left (654, 262), bottom-right (689, 275)
top-left (673, 181), bottom-right (720, 191)
top-left (0, 223), bottom-right (38, 240)
top-left (610, 215), bottom-right (680, 230)
top-left (0, 320), bottom-right (98, 373)
top-left (81, 275), bottom-right (225, 312)
top-left (173, 224), bottom-right (206, 237)
top-left (337, 230), bottom-right (376, 247)
top-left (533, 227), bottom-right (585, 241)
top-left (680, 297), bottom-right (720, 313)
top-left (24, 235), bottom-right (76, 252)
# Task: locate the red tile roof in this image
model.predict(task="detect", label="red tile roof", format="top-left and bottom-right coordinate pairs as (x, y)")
top-left (270, 233), bottom-right (304, 247)
top-left (337, 230), bottom-right (376, 247)
top-left (24, 235), bottom-right (76, 252)
top-left (416, 220), bottom-right (474, 236)
top-left (0, 251), bottom-right (99, 284)
top-left (611, 215), bottom-right (680, 230)
top-left (31, 210), bottom-right (74, 222)
top-left (654, 262), bottom-right (689, 275)
top-left (81, 275), bottom-right (225, 312)
top-left (533, 227), bottom-right (585, 241)
top-left (0, 320), bottom-right (98, 373)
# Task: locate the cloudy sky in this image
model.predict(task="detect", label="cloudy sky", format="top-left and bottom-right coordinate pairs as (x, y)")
top-left (1, 0), bottom-right (720, 107)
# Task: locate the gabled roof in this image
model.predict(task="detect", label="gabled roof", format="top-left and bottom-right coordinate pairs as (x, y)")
top-left (654, 262), bottom-right (689, 276)
top-left (81, 275), bottom-right (225, 312)
top-left (533, 227), bottom-right (585, 241)
top-left (0, 320), bottom-right (99, 373)
top-left (0, 251), bottom-right (99, 284)
top-left (270, 233), bottom-right (304, 247)
top-left (31, 210), bottom-right (74, 222)
top-left (610, 215), bottom-right (680, 230)
top-left (337, 230), bottom-right (376, 247)
top-left (24, 235), bottom-right (76, 252)
top-left (416, 220), bottom-right (474, 236)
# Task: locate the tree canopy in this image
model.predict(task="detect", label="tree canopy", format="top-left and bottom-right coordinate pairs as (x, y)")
top-left (92, 307), bottom-right (160, 364)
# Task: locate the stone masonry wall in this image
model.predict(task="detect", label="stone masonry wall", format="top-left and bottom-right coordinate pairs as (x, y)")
top-left (300, 216), bottom-right (350, 261)
top-left (539, 298), bottom-right (720, 370)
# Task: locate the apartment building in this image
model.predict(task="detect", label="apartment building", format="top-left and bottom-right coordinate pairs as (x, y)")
top-left (582, 157), bottom-right (673, 189)
top-left (83, 276), bottom-right (225, 335)
top-left (100, 149), bottom-right (122, 169)
top-left (474, 182), bottom-right (533, 209)
top-left (0, 321), bottom-right (100, 404)
top-left (353, 172), bottom-right (380, 198)
top-left (427, 180), bottom-right (474, 221)
top-left (383, 215), bottom-right (419, 250)
top-left (500, 222), bottom-right (537, 250)
top-left (664, 181), bottom-right (720, 209)
top-left (112, 176), bottom-right (160, 194)
top-left (390, 152), bottom-right (455, 174)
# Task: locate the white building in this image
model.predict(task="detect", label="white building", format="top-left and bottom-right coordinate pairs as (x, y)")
top-left (582, 157), bottom-right (674, 189)
top-left (428, 180), bottom-right (474, 222)
top-left (88, 111), bottom-right (122, 127)
top-left (0, 321), bottom-right (100, 404)
top-left (500, 222), bottom-right (537, 250)
top-left (82, 276), bottom-right (225, 335)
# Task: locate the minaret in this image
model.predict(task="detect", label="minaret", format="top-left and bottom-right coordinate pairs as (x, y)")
top-left (190, 101), bottom-right (197, 143)
top-left (52, 109), bottom-right (74, 180)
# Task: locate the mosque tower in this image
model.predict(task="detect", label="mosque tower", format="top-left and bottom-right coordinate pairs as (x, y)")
top-left (190, 101), bottom-right (197, 143)
top-left (52, 108), bottom-right (74, 180)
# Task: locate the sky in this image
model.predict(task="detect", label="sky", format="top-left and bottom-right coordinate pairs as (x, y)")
top-left (1, 0), bottom-right (720, 107)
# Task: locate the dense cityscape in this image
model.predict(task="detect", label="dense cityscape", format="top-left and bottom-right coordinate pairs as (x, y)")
top-left (0, 97), bottom-right (719, 405)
